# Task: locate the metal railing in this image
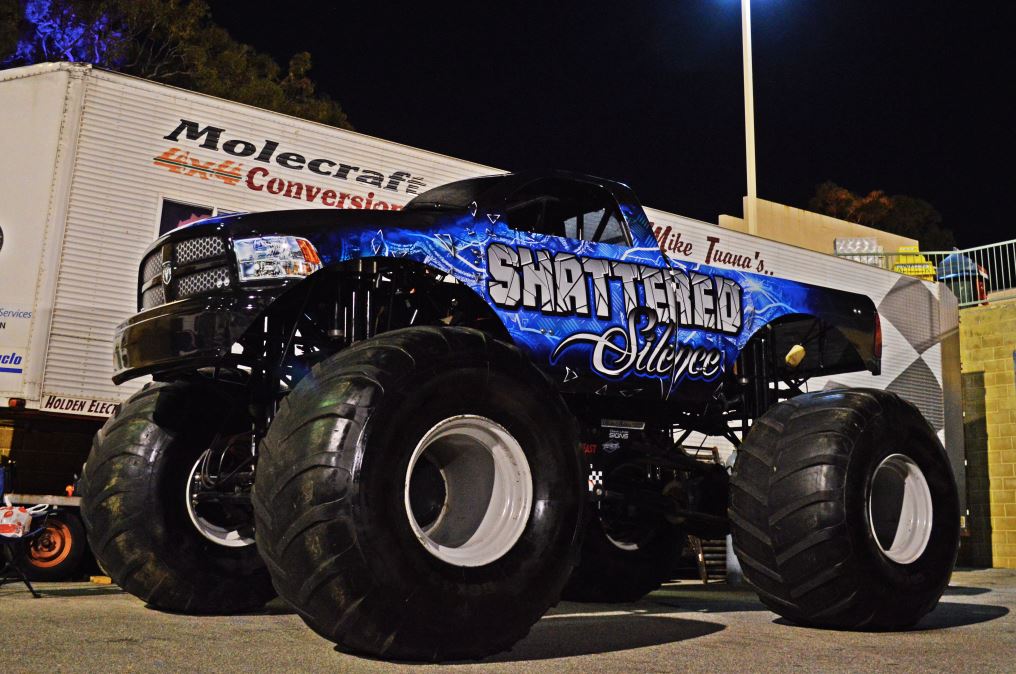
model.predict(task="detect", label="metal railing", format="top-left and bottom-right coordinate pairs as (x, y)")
top-left (835, 238), bottom-right (1016, 307)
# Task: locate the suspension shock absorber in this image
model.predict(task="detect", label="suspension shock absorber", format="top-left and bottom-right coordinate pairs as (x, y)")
top-left (364, 261), bottom-right (375, 339)
top-left (350, 264), bottom-right (361, 343)
top-left (348, 260), bottom-right (380, 344)
top-left (328, 277), bottom-right (344, 342)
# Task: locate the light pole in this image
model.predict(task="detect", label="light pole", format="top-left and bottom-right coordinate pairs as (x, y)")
top-left (731, 2), bottom-right (764, 589)
top-left (741, 0), bottom-right (758, 235)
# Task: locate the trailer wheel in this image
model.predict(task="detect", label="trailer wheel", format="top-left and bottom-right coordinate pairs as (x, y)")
top-left (253, 327), bottom-right (584, 661)
top-left (21, 510), bottom-right (87, 581)
top-left (729, 388), bottom-right (959, 630)
top-left (80, 380), bottom-right (274, 613)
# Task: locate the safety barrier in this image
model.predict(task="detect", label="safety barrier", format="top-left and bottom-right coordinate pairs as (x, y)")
top-left (835, 239), bottom-right (1016, 307)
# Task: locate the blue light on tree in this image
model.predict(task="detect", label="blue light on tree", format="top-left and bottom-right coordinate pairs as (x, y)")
top-left (7, 0), bottom-right (123, 66)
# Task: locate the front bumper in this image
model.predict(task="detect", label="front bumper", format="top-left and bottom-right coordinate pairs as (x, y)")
top-left (113, 292), bottom-right (277, 383)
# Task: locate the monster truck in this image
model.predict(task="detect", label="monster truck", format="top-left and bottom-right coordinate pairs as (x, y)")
top-left (80, 170), bottom-right (958, 660)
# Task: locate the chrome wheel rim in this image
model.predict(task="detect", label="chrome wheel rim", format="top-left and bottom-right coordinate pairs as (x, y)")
top-left (404, 415), bottom-right (533, 567)
top-left (186, 455), bottom-right (255, 548)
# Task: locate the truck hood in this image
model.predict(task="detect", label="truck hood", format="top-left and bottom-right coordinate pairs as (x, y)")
top-left (148, 207), bottom-right (451, 258)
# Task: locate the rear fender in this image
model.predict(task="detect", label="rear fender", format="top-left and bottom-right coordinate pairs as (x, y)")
top-left (743, 310), bottom-right (880, 379)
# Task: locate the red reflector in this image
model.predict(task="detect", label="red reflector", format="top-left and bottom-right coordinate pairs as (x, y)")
top-left (7, 397), bottom-right (25, 409)
top-left (873, 312), bottom-right (883, 361)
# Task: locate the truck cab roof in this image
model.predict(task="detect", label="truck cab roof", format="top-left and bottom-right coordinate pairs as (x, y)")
top-left (406, 170), bottom-right (655, 248)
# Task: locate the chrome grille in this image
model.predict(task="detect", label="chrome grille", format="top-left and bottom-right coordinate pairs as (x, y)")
top-left (142, 251), bottom-right (163, 283)
top-left (138, 236), bottom-right (232, 310)
top-left (176, 266), bottom-right (231, 298)
top-left (141, 285), bottom-right (165, 310)
top-left (176, 236), bottom-right (227, 264)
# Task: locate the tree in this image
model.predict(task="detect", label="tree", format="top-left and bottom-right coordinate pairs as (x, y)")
top-left (0, 0), bottom-right (352, 130)
top-left (0, 0), bottom-right (20, 59)
top-left (809, 181), bottom-right (955, 250)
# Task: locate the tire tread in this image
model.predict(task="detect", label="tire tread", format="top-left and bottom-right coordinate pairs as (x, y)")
top-left (729, 388), bottom-right (958, 630)
top-left (253, 326), bottom-right (580, 661)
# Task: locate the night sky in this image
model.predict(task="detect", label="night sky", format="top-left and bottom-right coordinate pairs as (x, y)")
top-left (211, 1), bottom-right (1014, 248)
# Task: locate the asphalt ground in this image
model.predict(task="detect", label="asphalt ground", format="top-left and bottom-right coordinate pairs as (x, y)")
top-left (1, 568), bottom-right (1013, 673)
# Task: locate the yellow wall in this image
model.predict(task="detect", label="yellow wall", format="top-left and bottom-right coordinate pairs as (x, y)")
top-left (719, 197), bottom-right (919, 256)
top-left (0, 424), bottom-right (11, 459)
top-left (960, 301), bottom-right (1016, 568)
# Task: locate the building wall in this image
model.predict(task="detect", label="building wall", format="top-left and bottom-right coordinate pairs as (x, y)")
top-left (959, 301), bottom-right (1016, 568)
top-left (0, 424), bottom-right (11, 458)
top-left (719, 197), bottom-right (919, 257)
top-left (961, 371), bottom-right (993, 566)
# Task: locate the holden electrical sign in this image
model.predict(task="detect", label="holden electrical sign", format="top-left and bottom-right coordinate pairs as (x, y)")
top-left (154, 119), bottom-right (427, 211)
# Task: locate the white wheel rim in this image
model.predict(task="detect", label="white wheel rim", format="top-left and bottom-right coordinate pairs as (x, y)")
top-left (404, 415), bottom-right (533, 567)
top-left (605, 531), bottom-right (640, 552)
top-left (185, 456), bottom-right (255, 548)
top-left (868, 453), bottom-right (933, 564)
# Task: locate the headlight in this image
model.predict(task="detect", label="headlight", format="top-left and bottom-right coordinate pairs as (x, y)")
top-left (233, 236), bottom-right (322, 282)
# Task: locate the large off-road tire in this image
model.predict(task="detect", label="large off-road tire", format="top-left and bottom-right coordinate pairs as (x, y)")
top-left (729, 388), bottom-right (959, 630)
top-left (253, 327), bottom-right (584, 661)
top-left (21, 510), bottom-right (87, 581)
top-left (79, 380), bottom-right (275, 613)
top-left (561, 515), bottom-right (680, 602)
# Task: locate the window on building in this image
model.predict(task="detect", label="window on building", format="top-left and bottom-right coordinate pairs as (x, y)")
top-left (159, 199), bottom-right (214, 235)
top-left (158, 200), bottom-right (242, 235)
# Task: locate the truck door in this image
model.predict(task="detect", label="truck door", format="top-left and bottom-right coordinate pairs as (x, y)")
top-left (483, 176), bottom-right (681, 399)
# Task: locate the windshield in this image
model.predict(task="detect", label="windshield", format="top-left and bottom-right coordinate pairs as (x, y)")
top-left (404, 175), bottom-right (505, 210)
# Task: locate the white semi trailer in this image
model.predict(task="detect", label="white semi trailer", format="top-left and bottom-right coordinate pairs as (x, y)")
top-left (0, 62), bottom-right (964, 579)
